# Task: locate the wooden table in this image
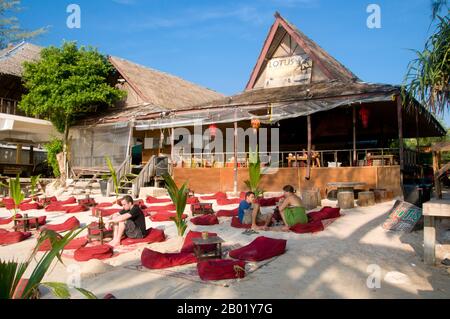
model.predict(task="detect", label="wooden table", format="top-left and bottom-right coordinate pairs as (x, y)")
top-left (326, 182), bottom-right (367, 199)
top-left (87, 223), bottom-right (113, 245)
top-left (14, 216), bottom-right (40, 232)
top-left (423, 198), bottom-right (450, 265)
top-left (192, 236), bottom-right (224, 261)
top-left (192, 203), bottom-right (215, 216)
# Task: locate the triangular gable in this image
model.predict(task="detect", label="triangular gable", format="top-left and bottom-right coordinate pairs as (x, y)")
top-left (246, 12), bottom-right (359, 91)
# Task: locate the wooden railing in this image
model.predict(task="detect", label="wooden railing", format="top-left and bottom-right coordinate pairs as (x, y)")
top-left (106, 156), bottom-right (131, 197)
top-left (131, 155), bottom-right (156, 198)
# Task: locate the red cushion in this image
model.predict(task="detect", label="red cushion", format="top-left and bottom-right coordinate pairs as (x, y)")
top-left (308, 207), bottom-right (341, 222)
top-left (78, 198), bottom-right (96, 206)
top-left (190, 214), bottom-right (219, 226)
top-left (121, 228), bottom-right (166, 246)
top-left (43, 216), bottom-right (80, 232)
top-left (0, 214), bottom-right (22, 225)
top-left (229, 236), bottom-right (286, 261)
top-left (18, 202), bottom-right (43, 211)
top-left (240, 192), bottom-right (247, 200)
top-left (149, 212), bottom-right (187, 222)
top-left (95, 202), bottom-right (114, 208)
top-left (45, 204), bottom-right (65, 212)
top-left (38, 237), bottom-right (88, 251)
top-left (74, 244), bottom-right (114, 261)
top-left (290, 220), bottom-right (325, 234)
top-left (91, 207), bottom-right (122, 217)
top-left (57, 197), bottom-right (77, 205)
top-left (0, 229), bottom-right (8, 234)
top-left (146, 196), bottom-right (172, 204)
top-left (191, 203), bottom-right (213, 214)
top-left (181, 230), bottom-right (217, 253)
top-left (230, 216), bottom-right (265, 229)
top-left (197, 259), bottom-right (246, 281)
top-left (199, 192), bottom-right (227, 200)
top-left (216, 208), bottom-right (238, 217)
top-left (141, 248), bottom-right (197, 269)
top-left (256, 196), bottom-right (283, 207)
top-left (0, 231), bottom-right (32, 245)
top-left (216, 198), bottom-right (241, 205)
top-left (145, 204), bottom-right (176, 212)
top-left (38, 197), bottom-right (57, 206)
top-left (2, 198), bottom-right (31, 210)
top-left (17, 216), bottom-right (46, 227)
top-left (187, 197), bottom-right (199, 204)
top-left (64, 205), bottom-right (89, 214)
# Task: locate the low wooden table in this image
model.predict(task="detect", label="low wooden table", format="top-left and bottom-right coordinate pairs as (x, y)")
top-left (423, 199), bottom-right (450, 265)
top-left (192, 236), bottom-right (224, 261)
top-left (87, 223), bottom-right (113, 245)
top-left (192, 203), bottom-right (215, 216)
top-left (14, 216), bottom-right (40, 232)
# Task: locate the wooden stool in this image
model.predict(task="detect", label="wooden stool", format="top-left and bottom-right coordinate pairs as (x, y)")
top-left (373, 189), bottom-right (388, 203)
top-left (302, 189), bottom-right (320, 210)
top-left (386, 190), bottom-right (394, 201)
top-left (357, 191), bottom-right (375, 207)
top-left (337, 191), bottom-right (355, 209)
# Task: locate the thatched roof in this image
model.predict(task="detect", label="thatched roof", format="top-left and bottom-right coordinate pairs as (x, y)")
top-left (109, 56), bottom-right (224, 111)
top-left (0, 42), bottom-right (42, 77)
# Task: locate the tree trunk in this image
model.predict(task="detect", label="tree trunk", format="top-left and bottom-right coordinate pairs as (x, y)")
top-left (62, 119), bottom-right (70, 185)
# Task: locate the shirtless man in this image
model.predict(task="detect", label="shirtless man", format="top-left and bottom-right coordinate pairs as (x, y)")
top-left (278, 185), bottom-right (308, 231)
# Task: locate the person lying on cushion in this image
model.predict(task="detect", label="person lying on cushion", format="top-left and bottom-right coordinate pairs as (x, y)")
top-left (278, 185), bottom-right (308, 232)
top-left (106, 195), bottom-right (147, 247)
top-left (238, 192), bottom-right (273, 231)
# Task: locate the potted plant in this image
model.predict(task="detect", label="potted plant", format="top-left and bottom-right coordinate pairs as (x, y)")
top-left (9, 175), bottom-right (24, 219)
top-left (162, 173), bottom-right (188, 237)
top-left (0, 227), bottom-right (97, 299)
top-left (99, 174), bottom-right (109, 197)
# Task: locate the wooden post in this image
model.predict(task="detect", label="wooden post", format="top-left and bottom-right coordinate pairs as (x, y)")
top-left (126, 121), bottom-right (134, 159)
top-left (433, 151), bottom-right (442, 199)
top-left (353, 105), bottom-right (356, 165)
top-left (424, 215), bottom-right (436, 265)
top-left (29, 145), bottom-right (34, 166)
top-left (397, 95), bottom-right (404, 185)
top-left (306, 115), bottom-right (312, 180)
top-left (171, 128), bottom-right (175, 168)
top-left (233, 120), bottom-right (238, 193)
top-left (16, 144), bottom-right (22, 164)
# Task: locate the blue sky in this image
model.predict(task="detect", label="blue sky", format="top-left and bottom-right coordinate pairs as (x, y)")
top-left (19, 0), bottom-right (449, 126)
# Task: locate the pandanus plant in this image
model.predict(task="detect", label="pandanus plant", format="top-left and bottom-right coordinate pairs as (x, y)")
top-left (0, 227), bottom-right (96, 299)
top-left (162, 173), bottom-right (188, 237)
top-left (244, 146), bottom-right (264, 197)
top-left (9, 175), bottom-right (24, 217)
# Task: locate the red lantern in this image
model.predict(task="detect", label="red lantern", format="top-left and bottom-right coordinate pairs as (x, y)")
top-left (359, 106), bottom-right (369, 128)
top-left (208, 124), bottom-right (217, 137)
top-left (251, 118), bottom-right (261, 131)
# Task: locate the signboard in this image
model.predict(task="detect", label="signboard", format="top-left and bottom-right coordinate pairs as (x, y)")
top-left (382, 200), bottom-right (422, 232)
top-left (264, 54), bottom-right (313, 88)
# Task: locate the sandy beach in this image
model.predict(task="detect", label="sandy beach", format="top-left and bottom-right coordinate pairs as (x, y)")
top-left (1, 194), bottom-right (449, 299)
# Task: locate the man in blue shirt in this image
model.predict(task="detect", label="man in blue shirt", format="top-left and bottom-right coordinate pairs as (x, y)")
top-left (238, 192), bottom-right (273, 230)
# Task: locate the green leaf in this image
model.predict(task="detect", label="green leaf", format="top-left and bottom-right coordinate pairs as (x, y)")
top-left (40, 282), bottom-right (71, 299)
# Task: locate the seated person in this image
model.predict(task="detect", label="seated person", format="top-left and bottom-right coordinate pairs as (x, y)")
top-left (278, 185), bottom-right (308, 231)
top-left (106, 195), bottom-right (147, 247)
top-left (238, 192), bottom-right (273, 231)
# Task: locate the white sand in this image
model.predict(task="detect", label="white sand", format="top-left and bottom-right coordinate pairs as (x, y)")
top-left (1, 194), bottom-right (449, 299)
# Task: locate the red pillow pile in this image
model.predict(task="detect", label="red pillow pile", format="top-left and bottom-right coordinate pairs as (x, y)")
top-left (197, 259), bottom-right (246, 281)
top-left (190, 214), bottom-right (219, 226)
top-left (74, 244), bottom-right (114, 262)
top-left (229, 236), bottom-right (287, 261)
top-left (141, 248), bottom-right (197, 269)
top-left (0, 231), bottom-right (32, 245)
top-left (121, 228), bottom-right (166, 246)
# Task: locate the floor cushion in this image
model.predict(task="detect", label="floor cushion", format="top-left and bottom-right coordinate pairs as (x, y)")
top-left (0, 229), bottom-right (8, 234)
top-left (38, 237), bottom-right (88, 251)
top-left (18, 202), bottom-right (43, 211)
top-left (216, 208), bottom-right (238, 217)
top-left (0, 231), bottom-right (32, 245)
top-left (216, 198), bottom-right (241, 206)
top-left (230, 216), bottom-right (265, 229)
top-left (0, 214), bottom-right (22, 225)
top-left (57, 197), bottom-right (77, 205)
top-left (240, 192), bottom-right (247, 200)
top-left (38, 197), bottom-right (58, 206)
top-left (45, 204), bottom-right (66, 212)
top-left (257, 196), bottom-right (283, 207)
top-left (290, 220), bottom-right (325, 234)
top-left (78, 198), bottom-right (96, 207)
top-left (187, 197), bottom-right (200, 204)
top-left (95, 202), bottom-right (114, 208)
top-left (92, 207), bottom-right (122, 217)
top-left (141, 248), bottom-right (197, 269)
top-left (121, 228), bottom-right (166, 246)
top-left (197, 259), bottom-right (246, 281)
top-left (2, 198), bottom-right (32, 210)
top-left (146, 196), bottom-right (172, 204)
top-left (64, 205), bottom-right (89, 214)
top-left (74, 244), bottom-right (114, 262)
top-left (190, 214), bottom-right (219, 226)
top-left (308, 207), bottom-right (341, 222)
top-left (180, 230), bottom-right (217, 253)
top-left (229, 236), bottom-right (287, 261)
top-left (199, 192), bottom-right (227, 201)
top-left (145, 204), bottom-right (176, 212)
top-left (43, 216), bottom-right (80, 232)
top-left (149, 212), bottom-right (187, 222)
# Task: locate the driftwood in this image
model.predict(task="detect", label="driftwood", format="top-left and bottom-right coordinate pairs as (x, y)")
top-left (337, 191), bottom-right (354, 209)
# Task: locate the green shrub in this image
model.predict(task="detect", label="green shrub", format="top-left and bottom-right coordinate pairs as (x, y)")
top-left (44, 138), bottom-right (63, 177)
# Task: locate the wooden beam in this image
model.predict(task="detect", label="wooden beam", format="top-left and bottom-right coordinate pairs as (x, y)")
top-left (396, 96), bottom-right (404, 171)
top-left (16, 144), bottom-right (22, 164)
top-left (353, 105), bottom-right (356, 164)
top-left (29, 145), bottom-right (34, 166)
top-left (233, 120), bottom-right (238, 193)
